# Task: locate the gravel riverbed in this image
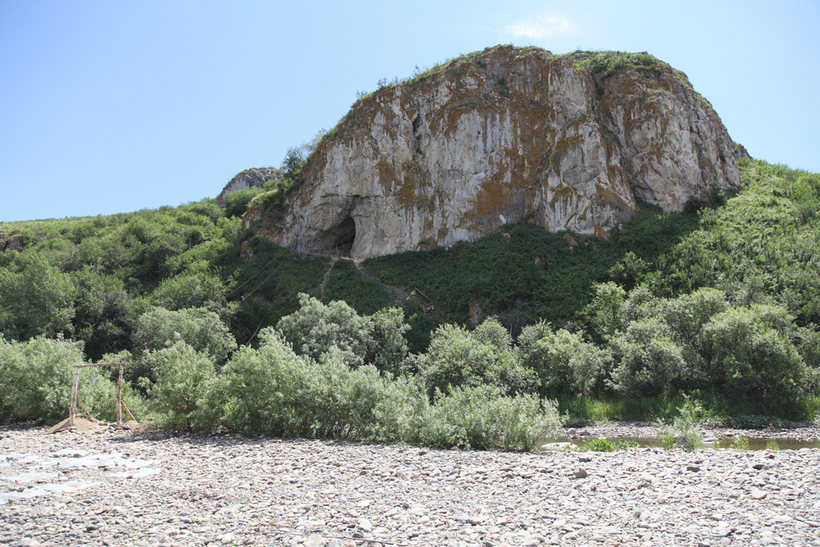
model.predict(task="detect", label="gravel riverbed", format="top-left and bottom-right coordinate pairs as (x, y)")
top-left (1, 423), bottom-right (819, 547)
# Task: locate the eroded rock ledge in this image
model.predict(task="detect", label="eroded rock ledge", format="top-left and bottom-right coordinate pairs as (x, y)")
top-left (247, 46), bottom-right (742, 259)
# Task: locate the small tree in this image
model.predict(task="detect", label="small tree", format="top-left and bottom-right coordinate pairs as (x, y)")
top-left (417, 318), bottom-right (533, 399)
top-left (133, 306), bottom-right (237, 366)
top-left (701, 305), bottom-right (809, 408)
top-left (585, 282), bottom-right (626, 340)
top-left (0, 254), bottom-right (77, 340)
top-left (609, 317), bottom-right (686, 395)
top-left (277, 294), bottom-right (373, 367)
top-left (519, 322), bottom-right (609, 397)
top-left (142, 339), bottom-right (216, 429)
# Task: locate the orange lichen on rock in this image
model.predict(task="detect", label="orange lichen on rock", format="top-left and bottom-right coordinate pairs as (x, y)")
top-left (239, 45), bottom-right (742, 259)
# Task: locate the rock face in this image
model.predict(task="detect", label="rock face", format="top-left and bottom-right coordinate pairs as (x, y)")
top-left (249, 46), bottom-right (741, 259)
top-left (0, 230), bottom-right (21, 253)
top-left (217, 167), bottom-right (282, 208)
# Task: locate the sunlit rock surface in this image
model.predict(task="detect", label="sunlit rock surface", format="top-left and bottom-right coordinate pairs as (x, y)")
top-left (246, 46), bottom-right (741, 259)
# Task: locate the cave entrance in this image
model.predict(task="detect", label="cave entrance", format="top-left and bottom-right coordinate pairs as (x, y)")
top-left (322, 215), bottom-right (356, 257)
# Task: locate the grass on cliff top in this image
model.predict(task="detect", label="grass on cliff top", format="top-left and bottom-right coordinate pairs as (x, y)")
top-left (571, 50), bottom-right (661, 80)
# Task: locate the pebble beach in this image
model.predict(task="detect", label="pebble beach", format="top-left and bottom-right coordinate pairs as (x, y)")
top-left (2, 421), bottom-right (819, 547)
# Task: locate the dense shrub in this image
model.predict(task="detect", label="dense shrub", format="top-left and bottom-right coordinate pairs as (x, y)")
top-left (420, 385), bottom-right (561, 450)
top-left (133, 307), bottom-right (237, 365)
top-left (518, 322), bottom-right (610, 397)
top-left (0, 336), bottom-right (145, 425)
top-left (277, 294), bottom-right (374, 368)
top-left (609, 317), bottom-right (687, 395)
top-left (151, 272), bottom-right (230, 314)
top-left (207, 329), bottom-right (312, 435)
top-left (141, 340), bottom-right (216, 429)
top-left (212, 328), bottom-right (407, 439)
top-left (414, 318), bottom-right (534, 399)
top-left (223, 187), bottom-right (264, 218)
top-left (0, 254), bottom-right (77, 340)
top-left (368, 307), bottom-right (410, 375)
top-left (277, 293), bottom-right (409, 372)
top-left (701, 305), bottom-right (809, 408)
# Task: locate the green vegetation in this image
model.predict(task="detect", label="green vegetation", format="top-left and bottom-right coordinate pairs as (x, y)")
top-left (654, 397), bottom-right (705, 451)
top-left (576, 438), bottom-right (639, 452)
top-left (573, 51), bottom-right (661, 80)
top-left (0, 156), bottom-right (818, 447)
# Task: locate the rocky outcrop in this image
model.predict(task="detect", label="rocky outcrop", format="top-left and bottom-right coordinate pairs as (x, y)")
top-left (217, 168), bottom-right (282, 208)
top-left (247, 46), bottom-right (741, 259)
top-left (0, 230), bottom-right (21, 253)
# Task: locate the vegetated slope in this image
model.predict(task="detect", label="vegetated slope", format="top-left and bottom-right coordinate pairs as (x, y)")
top-left (638, 159), bottom-right (820, 329)
top-left (244, 46), bottom-right (741, 259)
top-left (0, 158), bottom-right (817, 362)
top-left (0, 201), bottom-right (328, 360)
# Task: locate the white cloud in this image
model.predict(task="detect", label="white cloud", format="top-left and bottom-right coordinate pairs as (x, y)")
top-left (504, 14), bottom-right (576, 40)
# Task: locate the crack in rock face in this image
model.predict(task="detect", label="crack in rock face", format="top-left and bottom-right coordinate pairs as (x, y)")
top-left (246, 46), bottom-right (742, 259)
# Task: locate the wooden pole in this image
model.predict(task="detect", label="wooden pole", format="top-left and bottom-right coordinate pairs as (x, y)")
top-left (116, 364), bottom-right (123, 427)
top-left (76, 392), bottom-right (96, 422)
top-left (121, 398), bottom-right (136, 423)
top-left (69, 366), bottom-right (80, 427)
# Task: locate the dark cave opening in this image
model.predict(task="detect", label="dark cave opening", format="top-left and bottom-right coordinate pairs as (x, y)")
top-left (321, 216), bottom-right (356, 256)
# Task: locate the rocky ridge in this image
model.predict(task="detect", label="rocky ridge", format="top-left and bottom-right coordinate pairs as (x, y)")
top-left (216, 168), bottom-right (282, 209)
top-left (246, 46), bottom-right (742, 259)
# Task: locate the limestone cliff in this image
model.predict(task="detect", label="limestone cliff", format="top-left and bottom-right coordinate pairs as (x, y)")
top-left (245, 46), bottom-right (741, 259)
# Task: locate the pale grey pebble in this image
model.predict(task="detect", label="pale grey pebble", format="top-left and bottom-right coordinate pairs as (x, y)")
top-left (0, 425), bottom-right (819, 546)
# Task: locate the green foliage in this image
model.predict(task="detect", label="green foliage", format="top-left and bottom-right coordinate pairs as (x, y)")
top-left (518, 322), bottom-right (609, 397)
top-left (420, 385), bottom-right (561, 450)
top-left (223, 187), bottom-right (264, 218)
top-left (574, 51), bottom-right (661, 80)
top-left (585, 282), bottom-right (626, 338)
top-left (638, 160), bottom-right (820, 327)
top-left (577, 438), bottom-right (639, 452)
top-left (151, 272), bottom-right (230, 314)
top-left (70, 267), bottom-right (140, 359)
top-left (728, 436), bottom-right (750, 450)
top-left (141, 340), bottom-right (216, 429)
top-left (583, 282), bottom-right (813, 411)
top-left (228, 240), bottom-right (329, 346)
top-left (0, 254), bottom-right (77, 340)
top-left (211, 328), bottom-right (408, 440)
top-left (0, 336), bottom-right (106, 425)
top-left (414, 318), bottom-right (534, 399)
top-left (700, 304), bottom-right (809, 409)
top-left (132, 307), bottom-right (237, 370)
top-left (277, 294), bottom-right (374, 368)
top-left (656, 434), bottom-right (675, 449)
top-left (765, 440), bottom-right (780, 451)
top-left (609, 317), bottom-right (687, 395)
top-left (276, 293), bottom-right (409, 373)
top-left (321, 259), bottom-right (392, 315)
top-left (654, 396), bottom-right (704, 451)
top-left (0, 147), bottom-right (817, 428)
top-left (369, 307), bottom-right (411, 376)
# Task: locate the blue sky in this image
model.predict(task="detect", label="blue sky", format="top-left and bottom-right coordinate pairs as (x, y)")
top-left (2, 0), bottom-right (818, 222)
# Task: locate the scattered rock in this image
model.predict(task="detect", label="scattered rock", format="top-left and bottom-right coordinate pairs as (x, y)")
top-left (303, 534), bottom-right (326, 547)
top-left (0, 424), bottom-right (817, 546)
